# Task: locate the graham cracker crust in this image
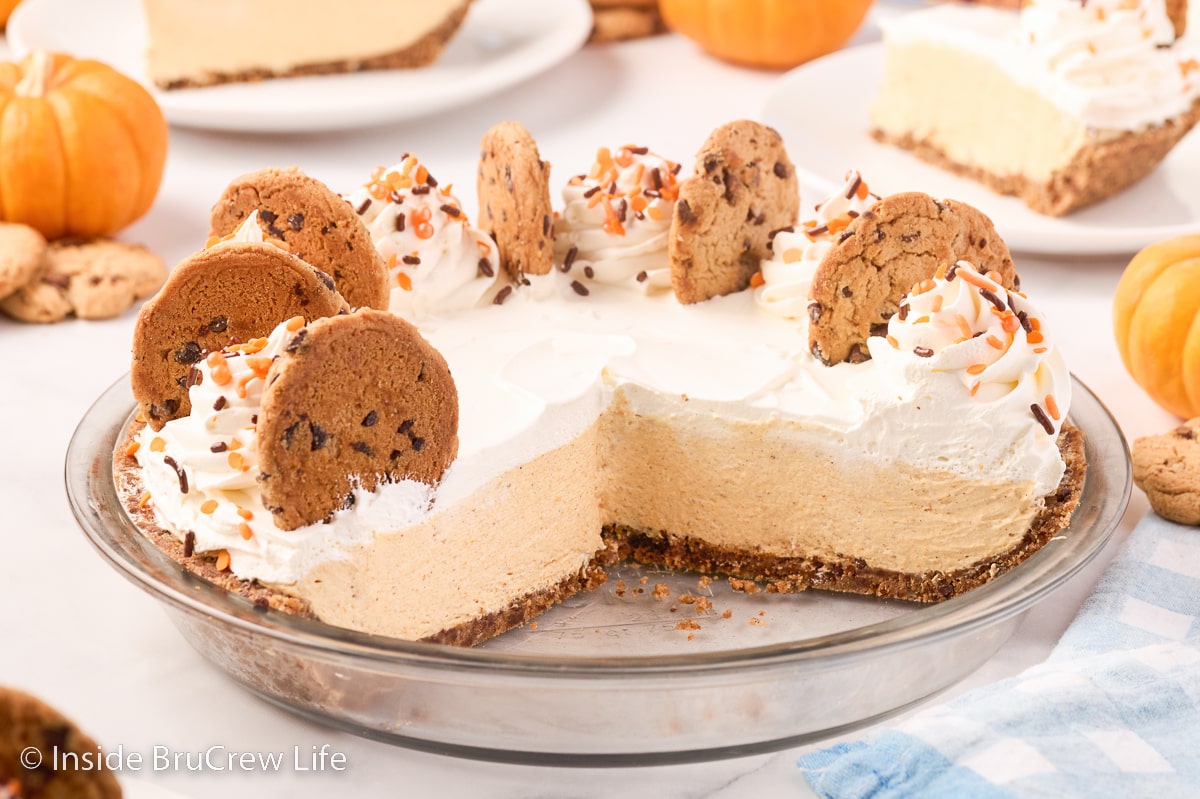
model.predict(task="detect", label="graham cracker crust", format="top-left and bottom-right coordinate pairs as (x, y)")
top-left (154, 2), bottom-right (472, 90)
top-left (609, 424), bottom-right (1086, 603)
top-left (116, 419), bottom-right (1085, 642)
top-left (872, 98), bottom-right (1200, 217)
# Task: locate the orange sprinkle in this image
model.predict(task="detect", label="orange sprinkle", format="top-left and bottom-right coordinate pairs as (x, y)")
top-left (235, 374), bottom-right (254, 399)
top-left (246, 357), bottom-right (272, 378)
top-left (237, 507), bottom-right (253, 520)
top-left (477, 239), bottom-right (492, 254)
top-left (856, 181), bottom-right (869, 200)
top-left (1045, 394), bottom-right (1061, 421)
top-left (386, 252), bottom-right (398, 270)
top-left (136, 411), bottom-right (147, 423)
top-left (986, 334), bottom-right (1006, 350)
top-left (1001, 314), bottom-right (1021, 334)
top-left (239, 523), bottom-right (253, 541)
top-left (827, 215), bottom-right (851, 234)
top-left (1030, 317), bottom-right (1042, 332)
top-left (782, 247), bottom-right (805, 264)
top-left (282, 316), bottom-right (304, 333)
top-left (602, 200), bottom-right (625, 237)
top-left (647, 206), bottom-right (664, 222)
top-left (919, 279), bottom-right (936, 294)
top-left (966, 363), bottom-right (987, 375)
top-left (970, 381), bottom-right (981, 397)
top-left (414, 165), bottom-right (428, 185)
top-left (124, 440), bottom-right (141, 457)
top-left (1027, 331), bottom-right (1045, 345)
top-left (243, 338), bottom-right (269, 355)
top-left (631, 195), bottom-right (648, 213)
top-left (139, 491), bottom-right (153, 507)
top-left (205, 234), bottom-right (221, 248)
top-left (210, 364), bottom-right (232, 387)
top-left (412, 206), bottom-right (432, 224)
top-left (985, 270), bottom-right (1002, 284)
top-left (200, 499), bottom-right (218, 514)
top-left (931, 295), bottom-right (944, 313)
top-left (228, 451), bottom-right (244, 471)
top-left (215, 550), bottom-right (231, 572)
top-left (228, 437), bottom-right (243, 451)
top-left (934, 263), bottom-right (947, 280)
top-left (1182, 58), bottom-right (1200, 78)
top-left (958, 268), bottom-right (991, 290)
top-left (397, 272), bottom-right (413, 291)
top-left (1033, 346), bottom-right (1048, 354)
top-left (887, 335), bottom-right (900, 349)
top-left (415, 222), bottom-right (435, 240)
top-left (956, 314), bottom-right (974, 340)
top-left (913, 316), bottom-right (930, 325)
top-left (150, 437), bottom-right (166, 453)
top-left (750, 272), bottom-right (765, 288)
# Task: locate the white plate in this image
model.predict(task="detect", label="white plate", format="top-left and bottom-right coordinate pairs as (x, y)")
top-left (7, 0), bottom-right (592, 133)
top-left (761, 43), bottom-right (1200, 256)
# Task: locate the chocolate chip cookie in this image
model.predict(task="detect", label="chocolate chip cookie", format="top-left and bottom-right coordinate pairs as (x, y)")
top-left (808, 192), bottom-right (1017, 365)
top-left (1133, 418), bottom-right (1200, 525)
top-left (210, 167), bottom-right (390, 311)
top-left (131, 241), bottom-right (350, 429)
top-left (669, 120), bottom-right (799, 305)
top-left (257, 309), bottom-right (459, 530)
top-left (477, 121), bottom-right (555, 279)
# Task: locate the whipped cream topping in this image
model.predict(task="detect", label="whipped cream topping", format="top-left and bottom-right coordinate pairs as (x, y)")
top-left (884, 3), bottom-right (1200, 130)
top-left (135, 316), bottom-right (439, 582)
top-left (345, 156), bottom-right (505, 316)
top-left (755, 170), bottom-right (879, 319)
top-left (552, 145), bottom-right (681, 291)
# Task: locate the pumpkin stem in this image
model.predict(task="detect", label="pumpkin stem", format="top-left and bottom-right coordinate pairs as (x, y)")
top-left (14, 51), bottom-right (54, 98)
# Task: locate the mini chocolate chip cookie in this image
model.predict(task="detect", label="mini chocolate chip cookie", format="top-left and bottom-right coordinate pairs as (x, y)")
top-left (0, 223), bottom-right (47, 302)
top-left (477, 121), bottom-right (555, 279)
top-left (210, 167), bottom-right (390, 311)
top-left (257, 309), bottom-right (459, 530)
top-left (131, 241), bottom-right (350, 430)
top-left (0, 687), bottom-right (122, 799)
top-left (0, 238), bottom-right (166, 323)
top-left (1133, 418), bottom-right (1200, 525)
top-left (589, 5), bottom-right (666, 43)
top-left (668, 120), bottom-right (799, 305)
top-left (808, 192), bottom-right (1017, 365)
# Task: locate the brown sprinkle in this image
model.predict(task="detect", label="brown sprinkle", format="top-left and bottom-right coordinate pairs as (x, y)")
top-left (183, 531), bottom-right (195, 558)
top-left (213, 396), bottom-right (227, 411)
top-left (571, 280), bottom-right (589, 296)
top-left (493, 286), bottom-right (513, 305)
top-left (1031, 403), bottom-right (1055, 435)
top-left (478, 258), bottom-right (494, 278)
top-left (913, 346), bottom-right (934, 358)
top-left (162, 455), bottom-right (188, 494)
top-left (562, 245), bottom-right (579, 273)
top-left (636, 270), bottom-right (648, 283)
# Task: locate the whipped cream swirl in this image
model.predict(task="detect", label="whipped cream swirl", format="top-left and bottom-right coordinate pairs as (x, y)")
top-left (863, 260), bottom-right (1071, 494)
top-left (346, 156), bottom-right (505, 317)
top-left (553, 145), bottom-right (681, 291)
top-left (1021, 0), bottom-right (1200, 129)
top-left (755, 170), bottom-right (879, 319)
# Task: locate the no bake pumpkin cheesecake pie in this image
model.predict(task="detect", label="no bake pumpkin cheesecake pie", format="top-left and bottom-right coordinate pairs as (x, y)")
top-left (116, 121), bottom-right (1085, 645)
top-left (871, 0), bottom-right (1200, 216)
top-left (141, 0), bottom-right (474, 89)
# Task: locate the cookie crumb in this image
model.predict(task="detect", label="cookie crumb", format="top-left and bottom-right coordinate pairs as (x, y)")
top-left (615, 579), bottom-right (627, 597)
top-left (722, 609), bottom-right (733, 619)
top-left (652, 582), bottom-right (670, 600)
top-left (675, 620), bottom-right (700, 631)
top-left (729, 578), bottom-right (761, 595)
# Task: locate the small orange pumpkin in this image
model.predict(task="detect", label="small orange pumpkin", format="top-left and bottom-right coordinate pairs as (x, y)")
top-left (1113, 235), bottom-right (1200, 419)
top-left (0, 51), bottom-right (168, 240)
top-left (659, 0), bottom-right (874, 70)
top-left (0, 1), bottom-right (21, 29)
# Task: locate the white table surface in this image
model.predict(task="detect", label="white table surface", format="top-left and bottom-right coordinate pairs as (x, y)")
top-left (0, 6), bottom-right (1185, 798)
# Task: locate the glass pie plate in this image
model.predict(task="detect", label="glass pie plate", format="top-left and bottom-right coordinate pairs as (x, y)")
top-left (66, 375), bottom-right (1130, 765)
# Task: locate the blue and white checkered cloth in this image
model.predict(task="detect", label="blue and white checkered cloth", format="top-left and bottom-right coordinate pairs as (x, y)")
top-left (798, 513), bottom-right (1200, 798)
